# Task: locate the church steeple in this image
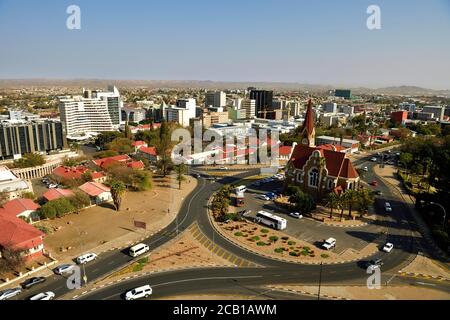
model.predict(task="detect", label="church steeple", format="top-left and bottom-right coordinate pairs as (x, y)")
top-left (299, 99), bottom-right (315, 147)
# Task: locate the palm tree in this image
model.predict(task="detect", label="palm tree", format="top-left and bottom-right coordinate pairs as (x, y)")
top-left (174, 163), bottom-right (187, 189)
top-left (325, 192), bottom-right (340, 219)
top-left (345, 189), bottom-right (359, 218)
top-left (110, 180), bottom-right (126, 211)
top-left (339, 192), bottom-right (348, 220)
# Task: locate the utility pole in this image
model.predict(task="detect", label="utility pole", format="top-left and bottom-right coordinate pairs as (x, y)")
top-left (317, 262), bottom-right (323, 300)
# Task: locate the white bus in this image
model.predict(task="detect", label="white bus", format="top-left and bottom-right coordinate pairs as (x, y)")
top-left (235, 185), bottom-right (247, 194)
top-left (256, 211), bottom-right (287, 230)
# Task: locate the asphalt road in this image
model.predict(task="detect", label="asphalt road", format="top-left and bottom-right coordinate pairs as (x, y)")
top-left (8, 153), bottom-right (446, 300)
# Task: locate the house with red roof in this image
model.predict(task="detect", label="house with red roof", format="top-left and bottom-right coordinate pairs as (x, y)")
top-left (92, 154), bottom-right (145, 170)
top-left (136, 146), bottom-right (158, 162)
top-left (285, 100), bottom-right (360, 200)
top-left (0, 215), bottom-right (45, 260)
top-left (42, 188), bottom-right (75, 203)
top-left (78, 182), bottom-right (112, 204)
top-left (53, 166), bottom-right (106, 183)
top-left (130, 123), bottom-right (161, 134)
top-left (278, 145), bottom-right (293, 160)
top-left (132, 140), bottom-right (148, 153)
top-left (0, 198), bottom-right (40, 222)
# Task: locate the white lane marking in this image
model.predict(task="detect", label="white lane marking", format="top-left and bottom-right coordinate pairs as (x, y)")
top-left (416, 282), bottom-right (436, 287)
top-left (152, 275), bottom-right (263, 288)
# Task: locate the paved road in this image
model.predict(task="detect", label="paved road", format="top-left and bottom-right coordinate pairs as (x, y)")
top-left (8, 156), bottom-right (445, 300)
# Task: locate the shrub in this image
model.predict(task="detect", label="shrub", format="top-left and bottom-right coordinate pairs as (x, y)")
top-left (431, 229), bottom-right (450, 250)
top-left (281, 236), bottom-right (289, 240)
top-left (260, 229), bottom-right (269, 233)
top-left (137, 257), bottom-right (149, 265)
top-left (234, 232), bottom-right (244, 237)
top-left (249, 236), bottom-right (260, 242)
top-left (274, 248), bottom-right (284, 254)
top-left (300, 250), bottom-right (309, 256)
top-left (287, 241), bottom-right (296, 245)
top-left (40, 198), bottom-right (75, 219)
top-left (289, 251), bottom-right (298, 257)
top-left (269, 236), bottom-right (279, 242)
top-left (36, 225), bottom-right (52, 234)
top-left (256, 241), bottom-right (266, 246)
top-left (132, 263), bottom-right (144, 272)
top-left (321, 254), bottom-right (329, 259)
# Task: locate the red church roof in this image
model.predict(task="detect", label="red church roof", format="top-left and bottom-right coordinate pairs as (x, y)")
top-left (303, 99), bottom-right (315, 136)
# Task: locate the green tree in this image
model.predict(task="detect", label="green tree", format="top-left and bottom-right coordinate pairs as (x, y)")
top-left (325, 192), bottom-right (340, 219)
top-left (13, 153), bottom-right (45, 168)
top-left (174, 163), bottom-right (187, 189)
top-left (68, 190), bottom-right (91, 210)
top-left (289, 190), bottom-right (316, 214)
top-left (343, 189), bottom-right (359, 217)
top-left (110, 180), bottom-right (126, 211)
top-left (40, 198), bottom-right (75, 219)
top-left (107, 138), bottom-right (133, 155)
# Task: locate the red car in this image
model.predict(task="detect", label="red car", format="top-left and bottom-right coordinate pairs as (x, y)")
top-left (369, 180), bottom-right (378, 186)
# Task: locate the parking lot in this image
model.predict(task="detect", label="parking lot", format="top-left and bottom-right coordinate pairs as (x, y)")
top-left (241, 176), bottom-right (388, 254)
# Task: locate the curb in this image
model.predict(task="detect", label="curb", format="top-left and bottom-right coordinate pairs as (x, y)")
top-left (397, 271), bottom-right (450, 282)
top-left (266, 286), bottom-right (351, 300)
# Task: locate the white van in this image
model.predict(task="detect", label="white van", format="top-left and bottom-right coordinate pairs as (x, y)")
top-left (76, 252), bottom-right (97, 265)
top-left (129, 243), bottom-right (150, 258)
top-left (235, 185), bottom-right (247, 194)
top-left (125, 285), bottom-right (152, 300)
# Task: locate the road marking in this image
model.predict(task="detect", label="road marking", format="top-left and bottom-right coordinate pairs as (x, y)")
top-left (152, 275), bottom-right (263, 288)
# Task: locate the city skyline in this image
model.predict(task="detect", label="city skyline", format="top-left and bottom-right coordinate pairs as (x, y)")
top-left (0, 0), bottom-right (450, 90)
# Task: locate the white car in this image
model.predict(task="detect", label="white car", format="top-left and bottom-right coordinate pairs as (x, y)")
top-left (0, 287), bottom-right (22, 300)
top-left (384, 202), bottom-right (392, 212)
top-left (257, 195), bottom-right (270, 201)
top-left (29, 291), bottom-right (55, 300)
top-left (370, 157), bottom-right (378, 162)
top-left (382, 242), bottom-right (394, 253)
top-left (363, 166), bottom-right (368, 172)
top-left (76, 252), bottom-right (98, 265)
top-left (289, 212), bottom-right (303, 219)
top-left (322, 238), bottom-right (337, 250)
top-left (53, 264), bottom-right (75, 275)
top-left (48, 184), bottom-right (58, 189)
top-left (125, 285), bottom-right (152, 300)
top-left (219, 166), bottom-right (228, 170)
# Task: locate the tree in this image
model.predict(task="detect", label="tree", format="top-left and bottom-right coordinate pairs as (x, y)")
top-left (289, 190), bottom-right (316, 214)
top-left (325, 192), bottom-right (340, 219)
top-left (124, 121), bottom-right (133, 140)
top-left (0, 247), bottom-right (25, 273)
top-left (13, 153), bottom-right (45, 168)
top-left (68, 190), bottom-right (91, 210)
top-left (343, 189), bottom-right (359, 218)
top-left (95, 131), bottom-right (124, 150)
top-left (174, 163), bottom-right (187, 189)
top-left (40, 198), bottom-right (75, 219)
top-left (399, 152), bottom-right (413, 178)
top-left (107, 138), bottom-right (133, 155)
top-left (110, 180), bottom-right (126, 211)
top-left (0, 191), bottom-right (9, 207)
top-left (156, 120), bottom-right (174, 177)
top-left (356, 188), bottom-right (374, 215)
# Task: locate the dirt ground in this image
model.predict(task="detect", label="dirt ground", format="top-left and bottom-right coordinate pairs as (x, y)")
top-left (268, 284), bottom-right (450, 300)
top-left (214, 219), bottom-right (377, 264)
top-left (401, 253), bottom-right (450, 279)
top-left (36, 175), bottom-right (197, 261)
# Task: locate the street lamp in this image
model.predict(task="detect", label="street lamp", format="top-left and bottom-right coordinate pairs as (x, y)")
top-left (429, 202), bottom-right (447, 229)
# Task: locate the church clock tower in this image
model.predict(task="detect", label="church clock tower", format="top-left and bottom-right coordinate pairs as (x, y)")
top-left (299, 99), bottom-right (316, 147)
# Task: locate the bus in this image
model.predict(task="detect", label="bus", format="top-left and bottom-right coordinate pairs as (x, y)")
top-left (256, 211), bottom-right (287, 230)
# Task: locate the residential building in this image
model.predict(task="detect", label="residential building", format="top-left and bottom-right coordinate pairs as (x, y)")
top-left (316, 136), bottom-right (360, 154)
top-left (391, 111), bottom-right (408, 125)
top-left (52, 166), bottom-right (106, 183)
top-left (92, 154), bottom-right (145, 171)
top-left (0, 119), bottom-right (66, 160)
top-left (0, 215), bottom-right (45, 260)
top-left (136, 146), bottom-right (157, 162)
top-left (0, 198), bottom-right (40, 222)
top-left (340, 105), bottom-right (354, 116)
top-left (42, 188), bottom-right (75, 203)
top-left (322, 102), bottom-right (337, 113)
top-left (285, 100), bottom-right (360, 200)
top-left (79, 182), bottom-right (112, 204)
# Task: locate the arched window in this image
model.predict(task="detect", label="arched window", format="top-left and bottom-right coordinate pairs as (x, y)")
top-left (309, 169), bottom-right (319, 187)
top-left (328, 179), bottom-right (333, 189)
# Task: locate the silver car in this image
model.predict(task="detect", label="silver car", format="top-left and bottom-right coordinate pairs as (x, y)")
top-left (0, 287), bottom-right (22, 300)
top-left (53, 264), bottom-right (75, 275)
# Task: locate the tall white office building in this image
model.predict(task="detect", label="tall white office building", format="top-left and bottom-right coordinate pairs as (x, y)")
top-left (166, 98), bottom-right (197, 127)
top-left (59, 86), bottom-right (123, 138)
top-left (205, 91), bottom-right (226, 108)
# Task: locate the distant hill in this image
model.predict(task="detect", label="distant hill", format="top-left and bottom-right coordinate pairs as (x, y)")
top-left (0, 79), bottom-right (448, 97)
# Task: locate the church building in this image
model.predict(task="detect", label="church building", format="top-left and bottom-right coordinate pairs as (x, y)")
top-left (285, 100), bottom-right (359, 200)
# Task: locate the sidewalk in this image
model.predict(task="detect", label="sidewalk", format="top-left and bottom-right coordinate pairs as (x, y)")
top-left (373, 165), bottom-right (450, 266)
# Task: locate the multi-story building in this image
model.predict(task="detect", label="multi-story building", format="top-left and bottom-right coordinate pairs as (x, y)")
top-left (59, 86), bottom-right (123, 138)
top-left (0, 120), bottom-right (66, 160)
top-left (241, 99), bottom-right (256, 119)
top-left (205, 91), bottom-right (226, 108)
top-left (391, 111), bottom-right (408, 125)
top-left (249, 90), bottom-right (273, 118)
top-left (322, 102), bottom-right (337, 113)
top-left (199, 111), bottom-right (229, 129)
top-left (422, 106), bottom-right (445, 121)
top-left (121, 106), bottom-right (147, 123)
top-left (335, 89), bottom-right (352, 100)
top-left (165, 99), bottom-right (197, 127)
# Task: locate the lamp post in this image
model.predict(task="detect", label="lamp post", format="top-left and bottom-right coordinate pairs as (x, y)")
top-left (429, 202), bottom-right (447, 229)
top-left (317, 262), bottom-right (323, 300)
top-left (73, 225), bottom-right (87, 286)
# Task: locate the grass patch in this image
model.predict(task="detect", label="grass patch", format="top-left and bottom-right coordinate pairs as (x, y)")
top-left (321, 254), bottom-right (330, 259)
top-left (249, 236), bottom-right (260, 242)
top-left (287, 241), bottom-right (296, 245)
top-left (289, 251), bottom-right (299, 257)
top-left (260, 229), bottom-right (269, 234)
top-left (274, 248), bottom-right (284, 254)
top-left (234, 232), bottom-right (244, 237)
top-left (269, 236), bottom-right (279, 242)
top-left (256, 241), bottom-right (266, 246)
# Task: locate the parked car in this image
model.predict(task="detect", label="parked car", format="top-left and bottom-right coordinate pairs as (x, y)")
top-left (384, 202), bottom-right (392, 212)
top-left (257, 195), bottom-right (270, 201)
top-left (219, 166), bottom-right (228, 170)
top-left (53, 264), bottom-right (75, 275)
top-left (29, 291), bottom-right (55, 300)
top-left (265, 192), bottom-right (277, 200)
top-left (375, 190), bottom-right (383, 196)
top-left (363, 166), bottom-right (368, 172)
top-left (125, 285), bottom-right (152, 300)
top-left (76, 252), bottom-right (98, 265)
top-left (322, 238), bottom-right (336, 250)
top-left (47, 183), bottom-right (58, 189)
top-left (366, 258), bottom-right (383, 270)
top-left (369, 180), bottom-right (378, 187)
top-left (289, 212), bottom-right (303, 219)
top-left (382, 243), bottom-right (394, 253)
top-left (0, 287), bottom-right (22, 300)
top-left (370, 157), bottom-right (378, 162)
top-left (21, 277), bottom-right (46, 289)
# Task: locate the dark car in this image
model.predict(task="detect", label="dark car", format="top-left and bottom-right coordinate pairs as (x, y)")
top-left (366, 258), bottom-right (383, 270)
top-left (21, 277), bottom-right (46, 289)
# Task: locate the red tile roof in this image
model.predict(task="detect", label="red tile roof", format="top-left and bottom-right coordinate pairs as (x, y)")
top-left (303, 99), bottom-right (315, 136)
top-left (0, 215), bottom-right (44, 250)
top-left (279, 146), bottom-right (293, 156)
top-left (53, 166), bottom-right (88, 180)
top-left (317, 144), bottom-right (347, 152)
top-left (289, 144), bottom-right (358, 179)
top-left (79, 182), bottom-right (111, 197)
top-left (132, 140), bottom-right (147, 147)
top-left (43, 188), bottom-right (75, 202)
top-left (138, 146), bottom-right (157, 156)
top-left (92, 155), bottom-right (131, 168)
top-left (127, 160), bottom-right (145, 169)
top-left (0, 199), bottom-right (40, 218)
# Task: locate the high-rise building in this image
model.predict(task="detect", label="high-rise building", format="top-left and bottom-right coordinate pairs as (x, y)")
top-left (0, 120), bottom-right (66, 160)
top-left (322, 102), bottom-right (337, 113)
top-left (249, 90), bottom-right (273, 118)
top-left (205, 91), bottom-right (226, 108)
top-left (241, 99), bottom-right (256, 119)
top-left (59, 86), bottom-right (124, 138)
top-left (422, 106), bottom-right (445, 121)
top-left (166, 99), bottom-right (197, 127)
top-left (335, 89), bottom-right (352, 100)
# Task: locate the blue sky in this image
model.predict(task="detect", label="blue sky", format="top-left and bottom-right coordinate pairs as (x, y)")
top-left (0, 0), bottom-right (449, 89)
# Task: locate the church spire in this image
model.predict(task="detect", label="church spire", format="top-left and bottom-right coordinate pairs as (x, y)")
top-left (299, 99), bottom-right (316, 147)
